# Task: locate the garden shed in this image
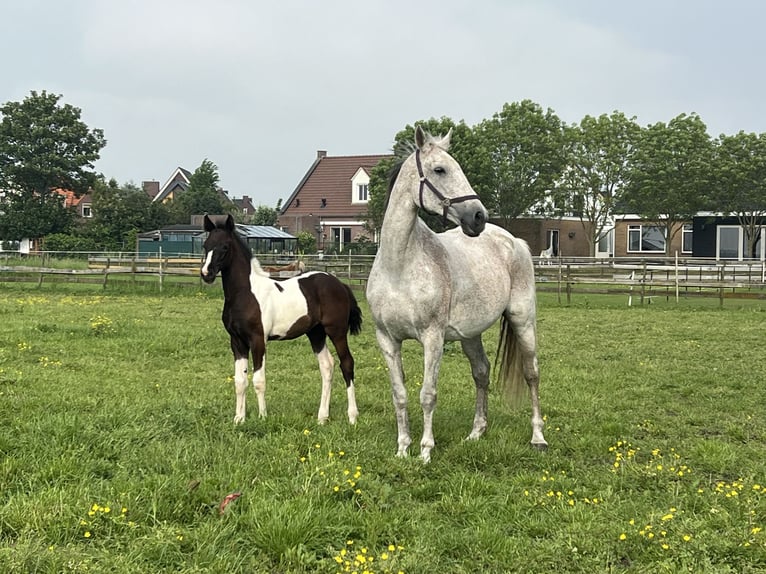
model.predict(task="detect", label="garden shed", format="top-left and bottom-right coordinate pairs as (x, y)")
top-left (137, 224), bottom-right (296, 257)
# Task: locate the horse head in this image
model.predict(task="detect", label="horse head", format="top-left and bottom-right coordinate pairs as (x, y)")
top-left (411, 125), bottom-right (488, 237)
top-left (201, 214), bottom-right (236, 283)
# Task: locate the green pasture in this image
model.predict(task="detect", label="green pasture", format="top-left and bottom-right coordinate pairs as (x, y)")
top-left (0, 283), bottom-right (765, 573)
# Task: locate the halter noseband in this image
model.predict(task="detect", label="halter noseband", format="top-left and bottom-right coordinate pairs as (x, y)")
top-left (416, 149), bottom-right (480, 224)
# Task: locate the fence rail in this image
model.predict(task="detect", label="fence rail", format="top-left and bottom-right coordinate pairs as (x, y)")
top-left (2, 253), bottom-right (766, 304)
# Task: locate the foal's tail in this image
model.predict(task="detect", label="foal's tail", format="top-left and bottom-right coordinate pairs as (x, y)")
top-left (344, 284), bottom-right (363, 336)
top-left (495, 314), bottom-right (526, 406)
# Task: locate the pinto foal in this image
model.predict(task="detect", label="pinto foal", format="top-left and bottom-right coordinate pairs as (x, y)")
top-left (200, 214), bottom-right (362, 424)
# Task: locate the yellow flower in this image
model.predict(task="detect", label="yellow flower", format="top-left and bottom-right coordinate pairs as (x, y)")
top-left (683, 534), bottom-right (692, 542)
top-left (619, 533), bottom-right (627, 541)
top-left (84, 531), bottom-right (91, 538)
top-left (388, 544), bottom-right (395, 552)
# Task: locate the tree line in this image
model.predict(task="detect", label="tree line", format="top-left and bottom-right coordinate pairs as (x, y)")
top-left (0, 91), bottom-right (280, 252)
top-left (367, 103), bottom-right (766, 256)
top-left (2, 91), bottom-right (766, 256)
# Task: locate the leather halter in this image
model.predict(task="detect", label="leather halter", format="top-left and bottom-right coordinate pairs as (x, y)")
top-left (416, 149), bottom-right (480, 223)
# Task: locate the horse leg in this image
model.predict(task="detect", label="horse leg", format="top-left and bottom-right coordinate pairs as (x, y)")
top-left (461, 336), bottom-right (490, 441)
top-left (375, 330), bottom-right (410, 457)
top-left (230, 336), bottom-right (250, 423)
top-left (250, 335), bottom-right (267, 418)
top-left (419, 330), bottom-right (445, 463)
top-left (308, 327), bottom-right (335, 424)
top-left (327, 331), bottom-right (358, 425)
top-left (513, 320), bottom-right (548, 449)
top-left (233, 355), bottom-right (248, 424)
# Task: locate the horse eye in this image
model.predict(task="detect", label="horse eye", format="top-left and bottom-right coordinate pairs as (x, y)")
top-left (433, 166), bottom-right (446, 175)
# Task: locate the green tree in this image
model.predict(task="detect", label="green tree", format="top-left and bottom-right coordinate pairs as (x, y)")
top-left (0, 90), bottom-right (105, 240)
top-left (172, 159), bottom-right (228, 222)
top-left (476, 100), bottom-right (568, 226)
top-left (295, 231), bottom-right (317, 253)
top-left (249, 201), bottom-right (281, 226)
top-left (82, 178), bottom-right (170, 249)
top-left (559, 112), bottom-right (641, 256)
top-left (625, 113), bottom-right (714, 255)
top-left (713, 131), bottom-right (766, 258)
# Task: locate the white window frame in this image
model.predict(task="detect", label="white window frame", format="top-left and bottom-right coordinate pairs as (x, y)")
top-left (681, 223), bottom-right (693, 254)
top-left (350, 168), bottom-right (370, 205)
top-left (627, 224), bottom-right (666, 253)
top-left (82, 203), bottom-right (93, 218)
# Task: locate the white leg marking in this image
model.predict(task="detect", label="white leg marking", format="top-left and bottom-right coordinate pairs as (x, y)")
top-left (315, 346), bottom-right (334, 424)
top-left (253, 356), bottom-right (267, 418)
top-left (376, 330), bottom-right (410, 457)
top-left (346, 381), bottom-right (358, 425)
top-left (201, 250), bottom-right (214, 278)
top-left (233, 357), bottom-right (248, 424)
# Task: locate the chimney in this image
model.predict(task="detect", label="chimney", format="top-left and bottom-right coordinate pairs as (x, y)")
top-left (317, 150), bottom-right (327, 159)
top-left (142, 180), bottom-right (160, 198)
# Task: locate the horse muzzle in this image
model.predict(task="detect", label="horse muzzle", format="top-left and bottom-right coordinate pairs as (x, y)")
top-left (460, 207), bottom-right (487, 237)
top-left (200, 269), bottom-right (217, 283)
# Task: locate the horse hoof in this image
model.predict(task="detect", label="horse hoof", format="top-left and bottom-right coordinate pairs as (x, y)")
top-left (233, 415), bottom-right (245, 424)
top-left (531, 441), bottom-right (549, 451)
top-left (317, 417), bottom-right (329, 425)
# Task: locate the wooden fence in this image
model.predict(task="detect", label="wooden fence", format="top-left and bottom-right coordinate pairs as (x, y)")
top-left (2, 253), bottom-right (766, 305)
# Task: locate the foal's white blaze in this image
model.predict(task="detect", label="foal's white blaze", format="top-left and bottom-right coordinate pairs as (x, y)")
top-left (201, 250), bottom-right (214, 278)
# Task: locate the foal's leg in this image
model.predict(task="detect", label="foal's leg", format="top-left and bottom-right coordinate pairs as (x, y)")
top-left (307, 327), bottom-right (335, 424)
top-left (419, 329), bottom-right (445, 463)
top-left (327, 331), bottom-right (358, 425)
top-left (375, 330), bottom-right (410, 457)
top-left (250, 334), bottom-right (268, 418)
top-left (231, 337), bottom-right (250, 424)
top-left (461, 336), bottom-right (490, 441)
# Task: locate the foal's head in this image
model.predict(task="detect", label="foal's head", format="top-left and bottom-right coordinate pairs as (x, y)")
top-left (200, 214), bottom-right (250, 283)
top-left (406, 125), bottom-right (488, 237)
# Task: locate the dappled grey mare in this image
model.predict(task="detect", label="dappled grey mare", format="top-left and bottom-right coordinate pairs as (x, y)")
top-left (366, 127), bottom-right (547, 462)
top-left (201, 214), bottom-right (362, 425)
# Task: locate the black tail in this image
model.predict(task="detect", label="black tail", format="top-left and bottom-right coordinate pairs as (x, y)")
top-left (345, 284), bottom-right (363, 336)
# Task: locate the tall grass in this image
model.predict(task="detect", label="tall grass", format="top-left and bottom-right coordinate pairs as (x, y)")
top-left (0, 283), bottom-right (765, 573)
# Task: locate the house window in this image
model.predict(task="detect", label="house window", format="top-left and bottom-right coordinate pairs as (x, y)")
top-left (82, 204), bottom-right (93, 218)
top-left (331, 227), bottom-right (352, 252)
top-left (357, 184), bottom-right (368, 203)
top-left (627, 225), bottom-right (665, 253)
top-left (682, 224), bottom-right (693, 253)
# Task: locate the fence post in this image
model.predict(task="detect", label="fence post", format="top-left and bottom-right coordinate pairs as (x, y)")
top-left (719, 262), bottom-right (725, 308)
top-left (640, 260), bottom-right (647, 305)
top-left (566, 264), bottom-right (571, 305)
top-left (159, 247), bottom-right (163, 292)
top-left (102, 257), bottom-right (110, 289)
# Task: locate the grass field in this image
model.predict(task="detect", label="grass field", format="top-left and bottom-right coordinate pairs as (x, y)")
top-left (1, 282), bottom-right (765, 573)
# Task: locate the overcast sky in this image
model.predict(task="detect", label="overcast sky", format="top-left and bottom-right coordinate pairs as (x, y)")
top-left (2, 0), bottom-right (764, 207)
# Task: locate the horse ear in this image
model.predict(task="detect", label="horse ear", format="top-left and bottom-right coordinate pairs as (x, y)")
top-left (225, 214), bottom-right (235, 231)
top-left (203, 214), bottom-right (215, 232)
top-left (436, 128), bottom-right (452, 151)
top-left (415, 125), bottom-right (426, 150)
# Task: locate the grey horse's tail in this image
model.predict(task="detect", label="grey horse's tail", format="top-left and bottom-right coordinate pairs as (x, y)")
top-left (495, 314), bottom-right (526, 405)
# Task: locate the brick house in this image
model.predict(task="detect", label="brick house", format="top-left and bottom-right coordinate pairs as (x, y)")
top-left (277, 150), bottom-right (392, 253)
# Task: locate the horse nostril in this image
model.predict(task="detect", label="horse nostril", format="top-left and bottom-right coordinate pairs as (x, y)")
top-left (475, 210), bottom-right (486, 224)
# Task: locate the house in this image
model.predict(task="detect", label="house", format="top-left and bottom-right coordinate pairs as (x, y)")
top-left (277, 150), bottom-right (392, 253)
top-left (691, 214), bottom-right (765, 260)
top-left (55, 188), bottom-right (93, 219)
top-left (232, 195), bottom-right (256, 217)
top-left (148, 168), bottom-right (193, 203)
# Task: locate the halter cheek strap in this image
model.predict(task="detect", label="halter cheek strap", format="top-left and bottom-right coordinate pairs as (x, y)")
top-left (416, 150), bottom-right (480, 224)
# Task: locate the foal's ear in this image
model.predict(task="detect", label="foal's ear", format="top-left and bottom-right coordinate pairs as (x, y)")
top-left (203, 214), bottom-right (215, 232)
top-left (225, 214), bottom-right (235, 231)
